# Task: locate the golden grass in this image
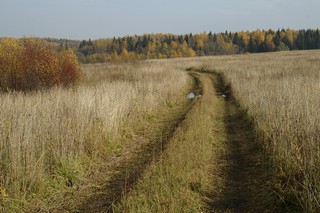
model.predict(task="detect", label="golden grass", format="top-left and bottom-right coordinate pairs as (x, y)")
top-left (191, 50), bottom-right (320, 211)
top-left (0, 60), bottom-right (189, 211)
top-left (2, 50), bottom-right (320, 211)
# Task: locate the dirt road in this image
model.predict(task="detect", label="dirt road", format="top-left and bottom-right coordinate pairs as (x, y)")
top-left (78, 72), bottom-right (282, 212)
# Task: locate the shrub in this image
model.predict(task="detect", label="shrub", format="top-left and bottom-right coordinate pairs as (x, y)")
top-left (58, 49), bottom-right (81, 86)
top-left (0, 38), bottom-right (81, 91)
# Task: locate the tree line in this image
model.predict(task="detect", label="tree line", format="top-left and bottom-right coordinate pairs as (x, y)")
top-left (66, 28), bottom-right (320, 63)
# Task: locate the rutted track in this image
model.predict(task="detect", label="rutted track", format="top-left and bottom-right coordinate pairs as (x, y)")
top-left (76, 73), bottom-right (203, 212)
top-left (199, 70), bottom-right (282, 212)
top-left (112, 72), bottom-right (224, 212)
top-left (77, 70), bottom-right (283, 212)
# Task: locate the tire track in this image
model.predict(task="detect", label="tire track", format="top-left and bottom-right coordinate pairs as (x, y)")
top-left (192, 70), bottom-right (282, 212)
top-left (76, 73), bottom-right (203, 212)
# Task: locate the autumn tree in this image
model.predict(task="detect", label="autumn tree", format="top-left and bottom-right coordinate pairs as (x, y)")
top-left (0, 38), bottom-right (81, 91)
top-left (264, 34), bottom-right (275, 51)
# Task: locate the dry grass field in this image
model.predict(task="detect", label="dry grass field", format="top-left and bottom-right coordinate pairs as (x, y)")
top-left (0, 60), bottom-right (190, 211)
top-left (113, 50), bottom-right (320, 212)
top-left (1, 50), bottom-right (320, 212)
top-left (190, 50), bottom-right (320, 211)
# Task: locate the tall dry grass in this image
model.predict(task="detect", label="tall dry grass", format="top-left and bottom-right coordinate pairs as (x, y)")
top-left (196, 50), bottom-right (320, 211)
top-left (0, 60), bottom-right (189, 210)
top-left (2, 49), bottom-right (319, 211)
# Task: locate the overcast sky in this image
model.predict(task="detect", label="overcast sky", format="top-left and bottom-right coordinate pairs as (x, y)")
top-left (0, 0), bottom-right (319, 40)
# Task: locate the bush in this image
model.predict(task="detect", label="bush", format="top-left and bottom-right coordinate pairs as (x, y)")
top-left (0, 38), bottom-right (81, 91)
top-left (58, 49), bottom-right (81, 86)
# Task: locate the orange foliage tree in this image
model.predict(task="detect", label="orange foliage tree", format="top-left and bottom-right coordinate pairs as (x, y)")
top-left (0, 38), bottom-right (81, 91)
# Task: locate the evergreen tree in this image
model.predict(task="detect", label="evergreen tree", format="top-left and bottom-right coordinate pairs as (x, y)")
top-left (232, 32), bottom-right (240, 45)
top-left (315, 29), bottom-right (320, 49)
top-left (88, 39), bottom-right (93, 46)
top-left (127, 36), bottom-right (134, 52)
top-left (295, 30), bottom-right (305, 49)
top-left (274, 33), bottom-right (280, 46)
top-left (249, 35), bottom-right (255, 52)
top-left (178, 35), bottom-right (184, 44)
top-left (184, 34), bottom-right (190, 45)
top-left (305, 30), bottom-right (313, 49)
top-left (208, 31), bottom-right (213, 41)
top-left (135, 37), bottom-right (143, 53)
top-left (213, 33), bottom-right (217, 42)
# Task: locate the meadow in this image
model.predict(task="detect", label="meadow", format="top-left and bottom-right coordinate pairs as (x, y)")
top-left (194, 50), bottom-right (320, 211)
top-left (1, 49), bottom-right (320, 212)
top-left (0, 60), bottom-right (190, 211)
top-left (114, 50), bottom-right (320, 212)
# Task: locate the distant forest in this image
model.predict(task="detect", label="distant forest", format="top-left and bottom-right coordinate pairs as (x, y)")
top-left (50, 28), bottom-right (320, 63)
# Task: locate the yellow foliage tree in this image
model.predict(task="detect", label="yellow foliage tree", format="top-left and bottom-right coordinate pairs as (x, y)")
top-left (121, 47), bottom-right (129, 60)
top-left (185, 48), bottom-right (196, 57)
top-left (170, 41), bottom-right (179, 49)
top-left (147, 41), bottom-right (157, 53)
top-left (253, 29), bottom-right (265, 46)
top-left (239, 32), bottom-right (249, 49)
top-left (265, 34), bottom-right (275, 51)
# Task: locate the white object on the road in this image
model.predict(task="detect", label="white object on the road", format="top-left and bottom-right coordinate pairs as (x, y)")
top-left (187, 92), bottom-right (195, 99)
top-left (221, 94), bottom-right (226, 98)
